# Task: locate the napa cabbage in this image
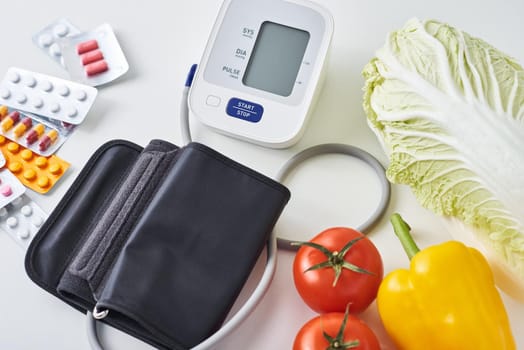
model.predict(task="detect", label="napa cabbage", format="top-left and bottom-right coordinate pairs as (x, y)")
top-left (363, 18), bottom-right (524, 301)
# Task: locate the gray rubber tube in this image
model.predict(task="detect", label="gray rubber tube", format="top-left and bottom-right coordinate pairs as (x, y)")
top-left (87, 312), bottom-right (103, 350)
top-left (273, 143), bottom-right (391, 250)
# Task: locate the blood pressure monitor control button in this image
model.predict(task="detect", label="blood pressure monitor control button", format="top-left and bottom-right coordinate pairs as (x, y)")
top-left (206, 95), bottom-right (221, 107)
top-left (226, 97), bottom-right (263, 123)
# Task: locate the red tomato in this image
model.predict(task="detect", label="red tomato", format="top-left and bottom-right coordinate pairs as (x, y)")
top-left (293, 312), bottom-right (380, 350)
top-left (293, 227), bottom-right (383, 314)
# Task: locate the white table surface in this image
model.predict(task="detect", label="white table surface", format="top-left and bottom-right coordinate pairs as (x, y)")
top-left (0, 0), bottom-right (522, 349)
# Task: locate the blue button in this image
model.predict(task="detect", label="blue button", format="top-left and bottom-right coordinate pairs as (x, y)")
top-left (226, 98), bottom-right (263, 123)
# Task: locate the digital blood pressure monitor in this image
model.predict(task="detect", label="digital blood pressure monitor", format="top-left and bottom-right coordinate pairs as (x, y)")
top-left (189, 0), bottom-right (333, 148)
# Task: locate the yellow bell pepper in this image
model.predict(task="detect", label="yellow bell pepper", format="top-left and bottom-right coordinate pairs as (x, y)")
top-left (377, 213), bottom-right (515, 350)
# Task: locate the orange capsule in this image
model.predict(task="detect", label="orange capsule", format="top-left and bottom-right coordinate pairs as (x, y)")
top-left (13, 117), bottom-right (33, 137)
top-left (39, 129), bottom-right (59, 151)
top-left (0, 105), bottom-right (8, 119)
top-left (26, 123), bottom-right (45, 145)
top-left (1, 111), bottom-right (20, 132)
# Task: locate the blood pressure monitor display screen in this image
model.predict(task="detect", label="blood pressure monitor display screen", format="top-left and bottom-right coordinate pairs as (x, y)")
top-left (242, 22), bottom-right (310, 97)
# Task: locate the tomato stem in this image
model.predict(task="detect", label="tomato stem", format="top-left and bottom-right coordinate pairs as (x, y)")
top-left (390, 213), bottom-right (420, 260)
top-left (292, 238), bottom-right (374, 287)
top-left (323, 305), bottom-right (360, 349)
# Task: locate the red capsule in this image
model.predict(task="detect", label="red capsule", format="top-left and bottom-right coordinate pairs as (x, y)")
top-left (6, 111), bottom-right (20, 123)
top-left (39, 130), bottom-right (58, 151)
top-left (13, 117), bottom-right (33, 137)
top-left (1, 111), bottom-right (21, 132)
top-left (81, 49), bottom-right (104, 65)
top-left (26, 123), bottom-right (45, 145)
top-left (77, 39), bottom-right (99, 55)
top-left (61, 121), bottom-right (74, 130)
top-left (85, 60), bottom-right (108, 76)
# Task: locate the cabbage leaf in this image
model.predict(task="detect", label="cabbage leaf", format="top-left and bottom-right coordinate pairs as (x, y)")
top-left (363, 18), bottom-right (524, 296)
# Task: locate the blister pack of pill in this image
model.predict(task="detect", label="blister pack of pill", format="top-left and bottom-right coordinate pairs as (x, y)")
top-left (0, 194), bottom-right (47, 249)
top-left (0, 136), bottom-right (70, 194)
top-left (59, 23), bottom-right (129, 86)
top-left (0, 168), bottom-right (26, 209)
top-left (0, 67), bottom-right (97, 125)
top-left (0, 105), bottom-right (75, 156)
top-left (32, 18), bottom-right (82, 67)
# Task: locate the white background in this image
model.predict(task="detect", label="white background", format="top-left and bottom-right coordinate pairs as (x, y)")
top-left (0, 0), bottom-right (522, 349)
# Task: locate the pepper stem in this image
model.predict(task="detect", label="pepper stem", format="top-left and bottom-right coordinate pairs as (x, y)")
top-left (390, 213), bottom-right (420, 260)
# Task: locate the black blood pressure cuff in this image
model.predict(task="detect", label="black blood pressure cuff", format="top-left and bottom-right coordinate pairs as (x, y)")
top-left (24, 139), bottom-right (290, 350)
